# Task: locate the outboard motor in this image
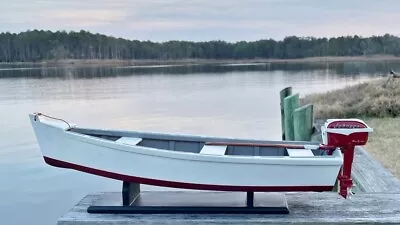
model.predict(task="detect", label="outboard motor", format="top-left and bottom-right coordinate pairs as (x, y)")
top-left (321, 119), bottom-right (373, 198)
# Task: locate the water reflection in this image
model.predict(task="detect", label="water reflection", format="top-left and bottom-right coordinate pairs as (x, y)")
top-left (0, 60), bottom-right (395, 79)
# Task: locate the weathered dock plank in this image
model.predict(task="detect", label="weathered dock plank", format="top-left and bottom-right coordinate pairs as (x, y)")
top-left (353, 146), bottom-right (400, 193)
top-left (58, 191), bottom-right (400, 225)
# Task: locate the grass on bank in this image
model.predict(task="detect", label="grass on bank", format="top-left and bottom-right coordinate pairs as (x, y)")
top-left (362, 117), bottom-right (400, 178)
top-left (303, 78), bottom-right (400, 118)
top-left (303, 77), bottom-right (400, 178)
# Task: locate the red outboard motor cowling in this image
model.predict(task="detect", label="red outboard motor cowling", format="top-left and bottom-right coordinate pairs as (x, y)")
top-left (321, 119), bottom-right (373, 198)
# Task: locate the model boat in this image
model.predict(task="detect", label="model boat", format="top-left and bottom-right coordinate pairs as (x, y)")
top-left (29, 112), bottom-right (372, 199)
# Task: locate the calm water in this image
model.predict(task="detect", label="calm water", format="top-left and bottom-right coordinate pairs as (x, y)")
top-left (0, 61), bottom-right (395, 225)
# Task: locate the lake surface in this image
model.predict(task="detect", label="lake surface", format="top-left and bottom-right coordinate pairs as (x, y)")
top-left (0, 60), bottom-right (396, 225)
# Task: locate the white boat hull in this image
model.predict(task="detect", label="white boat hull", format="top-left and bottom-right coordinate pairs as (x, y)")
top-left (29, 114), bottom-right (343, 192)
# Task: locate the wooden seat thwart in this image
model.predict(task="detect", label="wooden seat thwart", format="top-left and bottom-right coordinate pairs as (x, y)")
top-left (116, 137), bottom-right (143, 146)
top-left (200, 145), bottom-right (227, 155)
top-left (287, 148), bottom-right (314, 157)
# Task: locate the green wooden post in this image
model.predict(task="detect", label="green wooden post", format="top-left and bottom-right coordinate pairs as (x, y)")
top-left (280, 87), bottom-right (292, 140)
top-left (293, 104), bottom-right (314, 141)
top-left (283, 93), bottom-right (299, 141)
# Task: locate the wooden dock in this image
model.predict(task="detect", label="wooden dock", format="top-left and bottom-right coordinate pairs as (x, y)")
top-left (58, 191), bottom-right (400, 225)
top-left (353, 146), bottom-right (400, 193)
top-left (57, 147), bottom-right (400, 225)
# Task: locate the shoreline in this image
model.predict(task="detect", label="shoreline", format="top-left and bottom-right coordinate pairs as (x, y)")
top-left (2, 55), bottom-right (400, 67)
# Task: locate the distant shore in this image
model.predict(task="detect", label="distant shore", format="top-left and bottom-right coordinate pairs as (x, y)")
top-left (2, 55), bottom-right (400, 67)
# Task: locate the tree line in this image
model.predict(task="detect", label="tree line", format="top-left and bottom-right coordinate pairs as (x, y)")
top-left (1, 30), bottom-right (400, 62)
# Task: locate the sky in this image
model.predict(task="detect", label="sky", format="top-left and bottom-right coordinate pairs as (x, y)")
top-left (1, 0), bottom-right (400, 42)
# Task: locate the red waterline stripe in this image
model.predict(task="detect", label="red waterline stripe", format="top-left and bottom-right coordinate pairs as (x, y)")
top-left (43, 156), bottom-right (333, 192)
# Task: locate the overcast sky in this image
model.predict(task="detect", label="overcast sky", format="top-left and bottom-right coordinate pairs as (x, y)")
top-left (1, 0), bottom-right (399, 42)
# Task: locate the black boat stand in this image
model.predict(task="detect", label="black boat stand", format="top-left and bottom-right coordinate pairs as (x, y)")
top-left (87, 182), bottom-right (290, 214)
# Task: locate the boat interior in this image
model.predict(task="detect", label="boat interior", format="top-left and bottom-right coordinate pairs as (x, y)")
top-left (70, 127), bottom-right (329, 157)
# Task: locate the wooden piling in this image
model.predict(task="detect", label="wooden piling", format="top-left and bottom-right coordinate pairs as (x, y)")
top-left (293, 104), bottom-right (314, 141)
top-left (280, 87), bottom-right (292, 140)
top-left (283, 93), bottom-right (299, 141)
